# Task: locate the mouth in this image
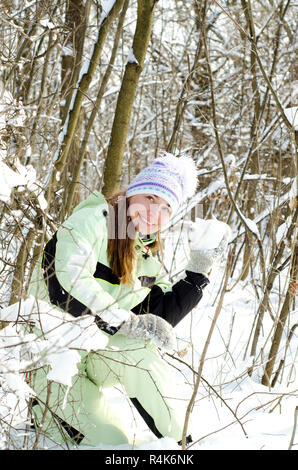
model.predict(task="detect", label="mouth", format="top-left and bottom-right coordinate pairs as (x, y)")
top-left (138, 214), bottom-right (155, 226)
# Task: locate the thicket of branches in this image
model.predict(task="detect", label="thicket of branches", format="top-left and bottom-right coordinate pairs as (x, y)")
top-left (0, 0), bottom-right (297, 449)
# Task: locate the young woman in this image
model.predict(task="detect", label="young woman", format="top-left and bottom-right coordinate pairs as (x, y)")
top-left (28, 153), bottom-right (225, 447)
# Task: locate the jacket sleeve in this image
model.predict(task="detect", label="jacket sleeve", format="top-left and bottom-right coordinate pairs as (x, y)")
top-left (131, 271), bottom-right (209, 327)
top-left (54, 205), bottom-right (131, 327)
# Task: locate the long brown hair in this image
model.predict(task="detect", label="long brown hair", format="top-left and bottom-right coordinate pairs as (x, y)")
top-left (106, 190), bottom-right (161, 285)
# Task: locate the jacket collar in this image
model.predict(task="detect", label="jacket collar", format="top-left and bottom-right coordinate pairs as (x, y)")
top-left (134, 233), bottom-right (157, 255)
top-left (138, 233), bottom-right (157, 245)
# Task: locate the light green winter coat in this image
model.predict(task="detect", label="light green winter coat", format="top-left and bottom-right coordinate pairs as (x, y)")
top-left (29, 191), bottom-right (171, 322)
top-left (28, 191), bottom-right (187, 447)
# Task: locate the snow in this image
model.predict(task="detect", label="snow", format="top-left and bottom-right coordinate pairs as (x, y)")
top-left (242, 215), bottom-right (261, 239)
top-left (0, 85), bottom-right (47, 209)
top-left (0, 297), bottom-right (109, 395)
top-left (40, 19), bottom-right (55, 30)
top-left (0, 86), bottom-right (26, 128)
top-left (0, 161), bottom-right (28, 202)
top-left (100, 0), bottom-right (116, 26)
top-left (46, 348), bottom-right (81, 388)
top-left (127, 48), bottom-right (139, 65)
top-left (61, 45), bottom-right (74, 56)
top-left (0, 159), bottom-right (48, 210)
top-left (284, 106), bottom-right (298, 129)
top-left (0, 297), bottom-right (109, 354)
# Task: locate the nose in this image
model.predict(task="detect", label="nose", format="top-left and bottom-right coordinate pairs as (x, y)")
top-left (145, 203), bottom-right (159, 223)
top-left (148, 203), bottom-right (169, 228)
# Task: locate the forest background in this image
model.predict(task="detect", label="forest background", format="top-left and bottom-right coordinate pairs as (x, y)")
top-left (0, 0), bottom-right (297, 450)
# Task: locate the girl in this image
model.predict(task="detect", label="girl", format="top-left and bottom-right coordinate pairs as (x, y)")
top-left (29, 153), bottom-right (225, 447)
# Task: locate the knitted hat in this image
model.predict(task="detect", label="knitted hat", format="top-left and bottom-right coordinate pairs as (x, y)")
top-left (126, 153), bottom-right (198, 215)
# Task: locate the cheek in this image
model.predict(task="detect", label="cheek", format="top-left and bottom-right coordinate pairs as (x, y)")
top-left (159, 211), bottom-right (171, 226)
top-left (127, 205), bottom-right (135, 219)
top-left (128, 200), bottom-right (148, 220)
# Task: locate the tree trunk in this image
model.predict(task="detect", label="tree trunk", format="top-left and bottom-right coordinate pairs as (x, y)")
top-left (59, 0), bottom-right (90, 218)
top-left (9, 228), bottom-right (35, 305)
top-left (64, 0), bottom-right (130, 218)
top-left (189, 0), bottom-right (210, 155)
top-left (240, 0), bottom-right (261, 281)
top-left (46, 0), bottom-right (126, 206)
top-left (102, 0), bottom-right (157, 198)
top-left (60, 0), bottom-right (89, 125)
top-left (261, 241), bottom-right (297, 387)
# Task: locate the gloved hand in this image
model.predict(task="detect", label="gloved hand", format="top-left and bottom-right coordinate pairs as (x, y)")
top-left (119, 313), bottom-right (176, 351)
top-left (186, 239), bottom-right (228, 277)
top-left (186, 219), bottom-right (231, 277)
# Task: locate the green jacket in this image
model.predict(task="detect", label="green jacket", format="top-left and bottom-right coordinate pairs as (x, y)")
top-left (29, 191), bottom-right (208, 331)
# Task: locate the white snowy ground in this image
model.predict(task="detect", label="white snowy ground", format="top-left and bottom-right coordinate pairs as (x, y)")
top-left (0, 224), bottom-right (297, 451)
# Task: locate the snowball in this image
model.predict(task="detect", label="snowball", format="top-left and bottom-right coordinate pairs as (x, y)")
top-left (189, 218), bottom-right (232, 250)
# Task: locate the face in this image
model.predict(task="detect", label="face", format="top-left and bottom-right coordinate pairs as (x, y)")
top-left (128, 194), bottom-right (172, 235)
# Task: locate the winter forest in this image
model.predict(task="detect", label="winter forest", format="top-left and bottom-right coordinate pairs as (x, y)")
top-left (0, 0), bottom-right (297, 451)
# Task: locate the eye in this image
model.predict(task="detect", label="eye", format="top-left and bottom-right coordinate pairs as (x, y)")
top-left (146, 195), bottom-right (154, 201)
top-left (162, 205), bottom-right (171, 214)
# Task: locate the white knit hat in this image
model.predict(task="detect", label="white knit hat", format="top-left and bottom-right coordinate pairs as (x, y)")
top-left (126, 153), bottom-right (198, 215)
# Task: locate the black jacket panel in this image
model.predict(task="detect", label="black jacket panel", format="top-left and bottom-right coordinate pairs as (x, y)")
top-left (131, 271), bottom-right (209, 327)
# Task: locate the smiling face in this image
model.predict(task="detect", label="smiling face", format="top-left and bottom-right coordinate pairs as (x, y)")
top-left (127, 194), bottom-right (172, 235)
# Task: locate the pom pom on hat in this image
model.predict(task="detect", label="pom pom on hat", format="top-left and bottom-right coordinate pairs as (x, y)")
top-left (157, 153), bottom-right (198, 200)
top-left (126, 152), bottom-right (198, 215)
